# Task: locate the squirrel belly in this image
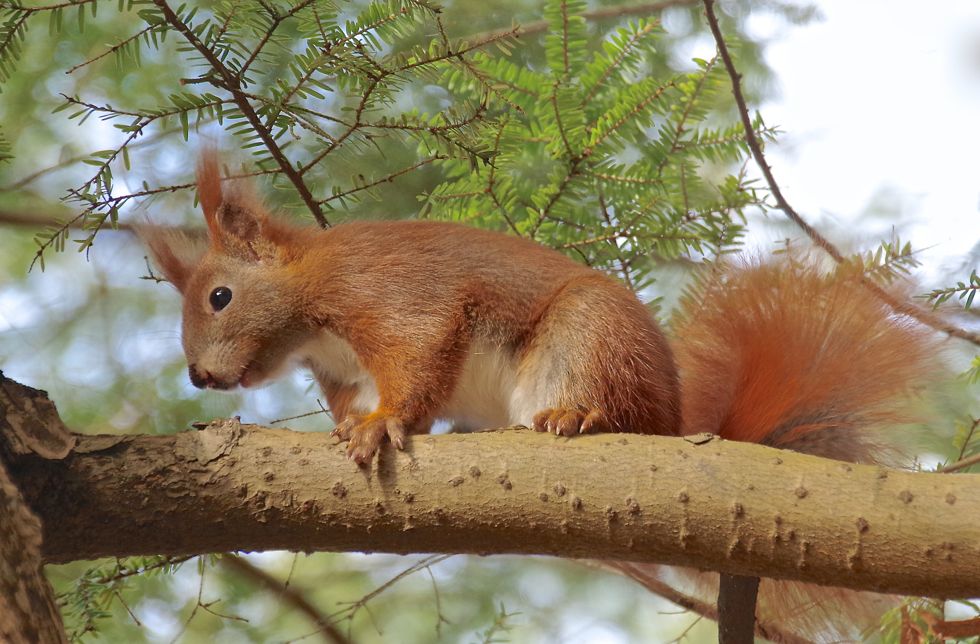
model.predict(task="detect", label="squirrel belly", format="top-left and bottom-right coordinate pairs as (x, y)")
top-left (303, 331), bottom-right (517, 431)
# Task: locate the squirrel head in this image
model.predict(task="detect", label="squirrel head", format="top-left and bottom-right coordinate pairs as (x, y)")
top-left (139, 152), bottom-right (313, 390)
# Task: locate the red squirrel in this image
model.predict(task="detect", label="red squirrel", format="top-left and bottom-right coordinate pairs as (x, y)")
top-left (141, 153), bottom-right (935, 468)
top-left (141, 153), bottom-right (938, 640)
top-left (141, 153), bottom-right (681, 462)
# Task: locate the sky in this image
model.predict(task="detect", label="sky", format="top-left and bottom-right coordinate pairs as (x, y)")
top-left (745, 0), bottom-right (980, 279)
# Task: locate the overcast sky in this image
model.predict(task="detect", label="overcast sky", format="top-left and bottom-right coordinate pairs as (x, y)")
top-left (741, 0), bottom-right (980, 279)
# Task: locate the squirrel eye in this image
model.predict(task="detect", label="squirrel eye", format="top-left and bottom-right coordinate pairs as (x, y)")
top-left (209, 287), bottom-right (232, 311)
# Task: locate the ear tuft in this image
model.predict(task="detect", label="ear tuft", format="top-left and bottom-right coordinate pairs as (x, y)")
top-left (197, 149), bottom-right (223, 242)
top-left (195, 149), bottom-right (276, 261)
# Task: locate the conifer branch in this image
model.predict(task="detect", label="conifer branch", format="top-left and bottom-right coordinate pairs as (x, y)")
top-left (317, 154), bottom-right (447, 206)
top-left (465, 0), bottom-right (698, 42)
top-left (65, 24), bottom-right (158, 75)
top-left (151, 0), bottom-right (330, 228)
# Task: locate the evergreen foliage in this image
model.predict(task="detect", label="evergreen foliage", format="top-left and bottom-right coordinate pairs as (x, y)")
top-left (5, 0), bottom-right (770, 291)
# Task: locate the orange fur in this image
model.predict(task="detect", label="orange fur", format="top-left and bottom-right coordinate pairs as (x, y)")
top-left (197, 149), bottom-right (223, 243)
top-left (674, 258), bottom-right (937, 462)
top-left (141, 154), bottom-right (681, 462)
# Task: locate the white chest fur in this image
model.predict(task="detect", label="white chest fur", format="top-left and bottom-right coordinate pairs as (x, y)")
top-left (299, 329), bottom-right (522, 430)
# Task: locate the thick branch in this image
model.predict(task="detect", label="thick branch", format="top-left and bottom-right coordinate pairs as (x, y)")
top-left (3, 400), bottom-right (979, 598)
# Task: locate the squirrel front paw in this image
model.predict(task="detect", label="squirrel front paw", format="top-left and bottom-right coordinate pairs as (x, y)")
top-left (331, 412), bottom-right (407, 464)
top-left (531, 407), bottom-right (609, 436)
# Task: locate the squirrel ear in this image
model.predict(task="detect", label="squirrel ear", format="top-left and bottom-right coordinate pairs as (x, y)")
top-left (216, 202), bottom-right (262, 244)
top-left (196, 149), bottom-right (273, 261)
top-left (136, 225), bottom-right (207, 292)
top-left (214, 201), bottom-right (272, 262)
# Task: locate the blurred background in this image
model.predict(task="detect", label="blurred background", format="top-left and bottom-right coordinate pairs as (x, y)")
top-left (0, 0), bottom-right (978, 641)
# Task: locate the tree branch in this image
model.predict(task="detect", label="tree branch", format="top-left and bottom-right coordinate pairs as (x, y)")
top-left (2, 375), bottom-right (978, 599)
top-left (700, 0), bottom-right (980, 347)
top-left (0, 459), bottom-right (67, 644)
top-left (717, 573), bottom-right (759, 644)
top-left (152, 0), bottom-right (330, 228)
top-left (220, 555), bottom-right (349, 644)
top-left (0, 376), bottom-right (70, 643)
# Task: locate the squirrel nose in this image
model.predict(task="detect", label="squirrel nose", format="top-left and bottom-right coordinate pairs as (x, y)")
top-left (188, 364), bottom-right (217, 389)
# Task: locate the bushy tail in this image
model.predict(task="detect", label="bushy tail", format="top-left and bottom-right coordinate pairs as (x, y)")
top-left (675, 257), bottom-right (937, 463)
top-left (611, 257), bottom-right (941, 643)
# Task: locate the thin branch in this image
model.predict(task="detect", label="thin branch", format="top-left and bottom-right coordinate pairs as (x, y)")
top-left (238, 0), bottom-right (318, 77)
top-left (953, 417), bottom-right (980, 463)
top-left (941, 452), bottom-right (980, 474)
top-left (220, 555), bottom-right (349, 644)
top-left (581, 20), bottom-right (659, 105)
top-left (326, 555), bottom-right (452, 625)
top-left (317, 154), bottom-right (446, 206)
top-left (484, 115), bottom-right (522, 236)
top-left (152, 0), bottom-right (329, 228)
top-left (2, 120), bottom-right (209, 192)
top-left (700, 0), bottom-right (980, 346)
top-left (65, 24), bottom-right (158, 75)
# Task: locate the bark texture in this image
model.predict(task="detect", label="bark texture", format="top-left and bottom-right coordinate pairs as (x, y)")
top-left (2, 373), bottom-right (980, 600)
top-left (0, 460), bottom-right (67, 644)
top-left (0, 375), bottom-right (69, 643)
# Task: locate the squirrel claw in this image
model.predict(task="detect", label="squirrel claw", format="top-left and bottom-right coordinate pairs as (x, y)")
top-left (330, 417), bottom-right (357, 441)
top-left (531, 407), bottom-right (608, 436)
top-left (333, 413), bottom-right (407, 464)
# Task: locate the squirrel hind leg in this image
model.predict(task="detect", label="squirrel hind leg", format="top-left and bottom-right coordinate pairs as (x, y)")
top-left (510, 276), bottom-right (681, 436)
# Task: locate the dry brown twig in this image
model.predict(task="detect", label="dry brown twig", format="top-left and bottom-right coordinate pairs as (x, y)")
top-left (221, 555), bottom-right (350, 644)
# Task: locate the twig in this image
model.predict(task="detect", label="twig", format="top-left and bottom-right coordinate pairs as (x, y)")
top-left (2, 120), bottom-right (209, 192)
top-left (667, 614), bottom-right (703, 643)
top-left (221, 555), bottom-right (349, 644)
top-left (700, 0), bottom-right (980, 347)
top-left (66, 24), bottom-right (158, 75)
top-left (952, 416), bottom-right (980, 463)
top-left (0, 209), bottom-right (134, 232)
top-left (317, 154), bottom-right (447, 206)
top-left (941, 452), bottom-right (980, 474)
top-left (152, 0), bottom-right (330, 228)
